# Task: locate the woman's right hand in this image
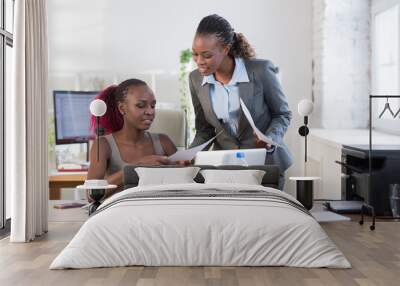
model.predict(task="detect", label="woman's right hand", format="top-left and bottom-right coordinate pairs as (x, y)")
top-left (137, 155), bottom-right (171, 165)
top-left (174, 160), bottom-right (194, 166)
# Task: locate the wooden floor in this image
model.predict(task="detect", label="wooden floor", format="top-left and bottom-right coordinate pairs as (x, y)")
top-left (0, 218), bottom-right (399, 286)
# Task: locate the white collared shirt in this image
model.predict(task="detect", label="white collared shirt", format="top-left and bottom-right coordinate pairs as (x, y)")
top-left (202, 57), bottom-right (249, 136)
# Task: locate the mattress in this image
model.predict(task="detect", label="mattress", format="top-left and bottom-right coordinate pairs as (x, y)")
top-left (50, 183), bottom-right (351, 269)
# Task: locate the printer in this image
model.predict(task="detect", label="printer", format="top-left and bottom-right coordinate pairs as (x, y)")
top-left (334, 144), bottom-right (400, 216)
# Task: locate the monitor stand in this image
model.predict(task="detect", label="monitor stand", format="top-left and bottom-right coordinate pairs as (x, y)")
top-left (86, 141), bottom-right (90, 162)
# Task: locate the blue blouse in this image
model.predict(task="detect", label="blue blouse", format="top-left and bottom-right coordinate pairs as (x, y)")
top-left (201, 57), bottom-right (249, 137)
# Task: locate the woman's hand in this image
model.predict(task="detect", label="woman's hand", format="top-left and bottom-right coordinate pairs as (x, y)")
top-left (253, 132), bottom-right (272, 149)
top-left (174, 160), bottom-right (193, 166)
top-left (137, 155), bottom-right (171, 165)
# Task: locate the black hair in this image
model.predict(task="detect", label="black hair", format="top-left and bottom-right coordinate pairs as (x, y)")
top-left (113, 78), bottom-right (147, 103)
top-left (196, 14), bottom-right (255, 59)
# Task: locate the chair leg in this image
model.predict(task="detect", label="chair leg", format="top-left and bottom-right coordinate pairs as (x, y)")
top-left (370, 205), bottom-right (376, 231)
top-left (359, 203), bottom-right (376, 231)
top-left (87, 189), bottom-right (105, 216)
top-left (88, 201), bottom-right (101, 216)
top-left (359, 204), bottom-right (364, 225)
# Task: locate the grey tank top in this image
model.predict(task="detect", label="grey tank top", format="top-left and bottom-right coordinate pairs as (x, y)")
top-left (104, 132), bottom-right (165, 175)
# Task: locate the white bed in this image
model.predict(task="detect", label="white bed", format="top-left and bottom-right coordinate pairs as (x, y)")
top-left (50, 183), bottom-right (351, 269)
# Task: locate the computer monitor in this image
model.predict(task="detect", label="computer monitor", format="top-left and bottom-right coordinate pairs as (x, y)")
top-left (53, 90), bottom-right (99, 144)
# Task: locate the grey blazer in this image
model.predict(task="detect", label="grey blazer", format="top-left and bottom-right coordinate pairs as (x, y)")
top-left (189, 58), bottom-right (293, 172)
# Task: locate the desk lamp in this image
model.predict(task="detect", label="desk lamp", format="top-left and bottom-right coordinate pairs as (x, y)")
top-left (85, 99), bottom-right (108, 215)
top-left (89, 99), bottom-right (107, 161)
top-left (290, 99), bottom-right (316, 211)
top-left (297, 99), bottom-right (314, 164)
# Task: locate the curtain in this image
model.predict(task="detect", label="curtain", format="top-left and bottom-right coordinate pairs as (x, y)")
top-left (8, 0), bottom-right (49, 242)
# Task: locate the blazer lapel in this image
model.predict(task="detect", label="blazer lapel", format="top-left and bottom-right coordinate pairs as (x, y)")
top-left (237, 72), bottom-right (255, 139)
top-left (198, 84), bottom-right (222, 128)
top-left (198, 82), bottom-right (239, 145)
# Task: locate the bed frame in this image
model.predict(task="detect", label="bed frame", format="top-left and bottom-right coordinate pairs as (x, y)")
top-left (123, 165), bottom-right (280, 189)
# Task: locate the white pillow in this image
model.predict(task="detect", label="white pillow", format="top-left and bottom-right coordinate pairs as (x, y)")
top-left (135, 167), bottom-right (201, 186)
top-left (200, 169), bottom-right (266, 185)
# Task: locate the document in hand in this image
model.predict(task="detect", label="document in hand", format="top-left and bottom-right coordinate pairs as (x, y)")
top-left (168, 133), bottom-right (221, 161)
top-left (239, 99), bottom-right (281, 147)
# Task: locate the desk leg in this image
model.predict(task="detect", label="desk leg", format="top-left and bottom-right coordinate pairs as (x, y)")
top-left (49, 186), bottom-right (61, 200)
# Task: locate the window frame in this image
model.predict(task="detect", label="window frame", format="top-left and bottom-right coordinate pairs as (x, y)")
top-left (371, 0), bottom-right (400, 135)
top-left (0, 0), bottom-right (13, 233)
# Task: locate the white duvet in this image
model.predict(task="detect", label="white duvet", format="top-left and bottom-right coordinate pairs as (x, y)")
top-left (50, 183), bottom-right (351, 269)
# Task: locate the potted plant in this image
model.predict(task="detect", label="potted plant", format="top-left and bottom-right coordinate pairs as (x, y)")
top-left (179, 49), bottom-right (195, 146)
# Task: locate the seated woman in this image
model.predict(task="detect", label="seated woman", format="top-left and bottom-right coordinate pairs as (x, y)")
top-left (87, 78), bottom-right (178, 199)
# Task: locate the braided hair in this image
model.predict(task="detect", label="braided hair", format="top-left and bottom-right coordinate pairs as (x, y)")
top-left (196, 14), bottom-right (255, 59)
top-left (90, 79), bottom-right (148, 134)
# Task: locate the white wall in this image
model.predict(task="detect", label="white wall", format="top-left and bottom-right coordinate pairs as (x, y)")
top-left (371, 0), bottom-right (400, 135)
top-left (312, 0), bottom-right (371, 129)
top-left (47, 0), bottom-right (313, 195)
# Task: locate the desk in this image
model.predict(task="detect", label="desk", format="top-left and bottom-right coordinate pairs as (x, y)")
top-left (49, 172), bottom-right (87, 200)
top-left (308, 129), bottom-right (400, 200)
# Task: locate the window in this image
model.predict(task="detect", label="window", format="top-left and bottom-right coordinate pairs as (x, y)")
top-left (0, 0), bottom-right (14, 234)
top-left (374, 6), bottom-right (398, 94)
top-left (372, 0), bottom-right (400, 134)
top-left (5, 0), bottom-right (13, 33)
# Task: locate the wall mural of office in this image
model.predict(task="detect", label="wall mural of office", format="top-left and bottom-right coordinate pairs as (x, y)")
top-left (4, 2), bottom-right (400, 284)
top-left (46, 0), bottom-right (400, 221)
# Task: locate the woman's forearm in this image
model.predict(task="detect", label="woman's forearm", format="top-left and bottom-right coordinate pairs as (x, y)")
top-left (104, 170), bottom-right (123, 186)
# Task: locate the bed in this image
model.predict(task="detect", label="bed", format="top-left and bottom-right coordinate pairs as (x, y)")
top-left (50, 165), bottom-right (350, 269)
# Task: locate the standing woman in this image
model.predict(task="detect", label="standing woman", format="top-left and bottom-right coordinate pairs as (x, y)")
top-left (189, 14), bottom-right (293, 189)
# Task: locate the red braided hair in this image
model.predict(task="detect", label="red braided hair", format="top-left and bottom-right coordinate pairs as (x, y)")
top-left (90, 79), bottom-right (147, 135)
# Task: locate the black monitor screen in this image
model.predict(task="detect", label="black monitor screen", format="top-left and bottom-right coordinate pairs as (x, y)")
top-left (53, 90), bottom-right (99, 144)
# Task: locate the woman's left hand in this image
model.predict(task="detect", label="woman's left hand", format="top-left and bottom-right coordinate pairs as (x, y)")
top-left (253, 132), bottom-right (272, 149)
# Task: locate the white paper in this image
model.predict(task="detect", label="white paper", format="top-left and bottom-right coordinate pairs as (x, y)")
top-left (239, 99), bottom-right (281, 147)
top-left (168, 134), bottom-right (219, 161)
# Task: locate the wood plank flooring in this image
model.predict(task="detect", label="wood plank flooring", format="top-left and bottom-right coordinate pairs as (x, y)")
top-left (0, 219), bottom-right (399, 286)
